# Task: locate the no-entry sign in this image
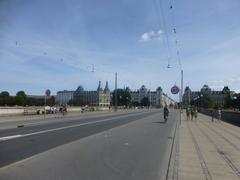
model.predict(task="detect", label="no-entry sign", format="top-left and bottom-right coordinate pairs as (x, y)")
top-left (171, 85), bottom-right (180, 95)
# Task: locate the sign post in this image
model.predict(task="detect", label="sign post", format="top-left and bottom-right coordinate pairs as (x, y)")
top-left (44, 89), bottom-right (51, 119)
top-left (171, 84), bottom-right (182, 124)
top-left (171, 85), bottom-right (181, 124)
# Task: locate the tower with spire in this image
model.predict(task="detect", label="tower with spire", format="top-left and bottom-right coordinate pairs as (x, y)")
top-left (97, 81), bottom-right (111, 108)
top-left (97, 81), bottom-right (103, 92)
top-left (104, 81), bottom-right (110, 93)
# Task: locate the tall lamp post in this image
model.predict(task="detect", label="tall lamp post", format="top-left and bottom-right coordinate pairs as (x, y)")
top-left (114, 72), bottom-right (117, 112)
top-left (179, 70), bottom-right (183, 124)
top-left (44, 89), bottom-right (51, 120)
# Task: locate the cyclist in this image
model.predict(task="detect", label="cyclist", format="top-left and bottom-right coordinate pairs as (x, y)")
top-left (163, 105), bottom-right (169, 123)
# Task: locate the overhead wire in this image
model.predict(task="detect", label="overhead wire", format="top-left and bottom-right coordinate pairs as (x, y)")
top-left (169, 0), bottom-right (182, 70)
top-left (155, 0), bottom-right (173, 67)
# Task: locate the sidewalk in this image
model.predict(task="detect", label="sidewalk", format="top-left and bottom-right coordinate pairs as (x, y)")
top-left (177, 113), bottom-right (240, 180)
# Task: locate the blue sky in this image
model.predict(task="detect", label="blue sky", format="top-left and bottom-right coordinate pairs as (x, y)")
top-left (0, 0), bottom-right (240, 99)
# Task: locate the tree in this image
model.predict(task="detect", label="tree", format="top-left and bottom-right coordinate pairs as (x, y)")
top-left (25, 98), bottom-right (38, 106)
top-left (201, 94), bottom-right (213, 108)
top-left (15, 91), bottom-right (27, 106)
top-left (112, 89), bottom-right (131, 106)
top-left (132, 101), bottom-right (140, 107)
top-left (0, 91), bottom-right (10, 97)
top-left (47, 96), bottom-right (55, 106)
top-left (224, 94), bottom-right (232, 109)
top-left (231, 93), bottom-right (240, 109)
top-left (141, 97), bottom-right (150, 107)
top-left (236, 94), bottom-right (240, 110)
top-left (7, 96), bottom-right (16, 106)
top-left (16, 91), bottom-right (27, 98)
top-left (15, 96), bottom-right (25, 106)
top-left (0, 91), bottom-right (11, 106)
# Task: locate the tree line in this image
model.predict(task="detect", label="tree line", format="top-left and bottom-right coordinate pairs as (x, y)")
top-left (0, 91), bottom-right (55, 106)
top-left (112, 89), bottom-right (151, 107)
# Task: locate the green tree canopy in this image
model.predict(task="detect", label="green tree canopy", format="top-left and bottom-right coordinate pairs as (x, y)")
top-left (0, 91), bottom-right (10, 97)
top-left (141, 97), bottom-right (150, 107)
top-left (112, 89), bottom-right (131, 106)
top-left (201, 94), bottom-right (214, 108)
top-left (132, 101), bottom-right (140, 107)
top-left (15, 91), bottom-right (27, 106)
top-left (16, 91), bottom-right (27, 98)
top-left (15, 96), bottom-right (25, 106)
top-left (0, 91), bottom-right (11, 106)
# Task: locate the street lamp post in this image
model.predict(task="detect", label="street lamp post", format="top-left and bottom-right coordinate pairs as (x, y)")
top-left (114, 72), bottom-right (117, 112)
top-left (44, 95), bottom-right (46, 119)
top-left (44, 89), bottom-right (51, 120)
top-left (120, 95), bottom-right (122, 107)
top-left (180, 70), bottom-right (183, 125)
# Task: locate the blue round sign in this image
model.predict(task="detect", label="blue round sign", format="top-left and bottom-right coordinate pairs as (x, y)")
top-left (171, 85), bottom-right (180, 95)
top-left (45, 89), bottom-right (51, 96)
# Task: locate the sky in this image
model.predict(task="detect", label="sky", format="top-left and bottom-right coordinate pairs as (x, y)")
top-left (0, 0), bottom-right (240, 99)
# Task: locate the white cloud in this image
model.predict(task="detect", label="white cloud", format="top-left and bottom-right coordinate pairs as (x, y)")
top-left (157, 30), bottom-right (164, 35)
top-left (140, 29), bottom-right (164, 42)
top-left (140, 32), bottom-right (153, 42)
top-left (208, 77), bottom-right (240, 88)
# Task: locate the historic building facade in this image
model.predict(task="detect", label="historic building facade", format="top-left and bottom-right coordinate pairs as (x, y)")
top-left (130, 85), bottom-right (175, 107)
top-left (56, 81), bottom-right (110, 107)
top-left (73, 81), bottom-right (110, 107)
top-left (55, 90), bottom-right (74, 105)
top-left (183, 85), bottom-right (230, 107)
top-left (56, 83), bottom-right (175, 108)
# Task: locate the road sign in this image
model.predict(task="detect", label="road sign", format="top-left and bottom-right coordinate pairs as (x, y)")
top-left (171, 85), bottom-right (180, 95)
top-left (45, 89), bottom-right (51, 96)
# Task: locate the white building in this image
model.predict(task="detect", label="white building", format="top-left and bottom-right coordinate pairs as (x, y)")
top-left (130, 85), bottom-right (175, 107)
top-left (56, 90), bottom-right (74, 105)
top-left (73, 81), bottom-right (111, 107)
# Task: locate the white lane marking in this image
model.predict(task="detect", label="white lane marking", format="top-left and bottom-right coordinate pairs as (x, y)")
top-left (0, 135), bottom-right (23, 141)
top-left (0, 111), bottom-right (148, 142)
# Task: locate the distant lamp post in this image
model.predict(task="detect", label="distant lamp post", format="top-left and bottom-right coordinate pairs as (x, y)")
top-left (114, 72), bottom-right (117, 112)
top-left (120, 95), bottom-right (122, 106)
top-left (44, 89), bottom-right (51, 119)
top-left (110, 94), bottom-right (113, 107)
top-left (126, 96), bottom-right (129, 108)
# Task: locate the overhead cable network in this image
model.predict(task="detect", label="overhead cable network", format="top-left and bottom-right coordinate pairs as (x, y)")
top-left (154, 0), bottom-right (173, 68)
top-left (169, 0), bottom-right (182, 70)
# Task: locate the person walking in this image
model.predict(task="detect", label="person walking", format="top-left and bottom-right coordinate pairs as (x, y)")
top-left (186, 106), bottom-right (190, 121)
top-left (190, 106), bottom-right (195, 121)
top-left (163, 105), bottom-right (169, 123)
top-left (211, 109), bottom-right (215, 122)
top-left (194, 107), bottom-right (198, 120)
top-left (218, 108), bottom-right (222, 122)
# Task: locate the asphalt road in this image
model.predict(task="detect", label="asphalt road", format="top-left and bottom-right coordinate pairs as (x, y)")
top-left (0, 109), bottom-right (179, 180)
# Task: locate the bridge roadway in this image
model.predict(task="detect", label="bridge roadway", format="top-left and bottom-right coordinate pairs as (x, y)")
top-left (0, 109), bottom-right (179, 180)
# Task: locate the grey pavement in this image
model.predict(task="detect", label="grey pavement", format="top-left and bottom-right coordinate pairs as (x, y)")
top-left (0, 109), bottom-right (179, 180)
top-left (177, 113), bottom-right (240, 180)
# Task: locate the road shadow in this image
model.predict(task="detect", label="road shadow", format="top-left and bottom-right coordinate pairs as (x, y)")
top-left (152, 121), bottom-right (166, 124)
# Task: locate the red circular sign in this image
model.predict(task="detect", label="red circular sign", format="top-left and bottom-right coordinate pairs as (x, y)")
top-left (171, 86), bottom-right (180, 95)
